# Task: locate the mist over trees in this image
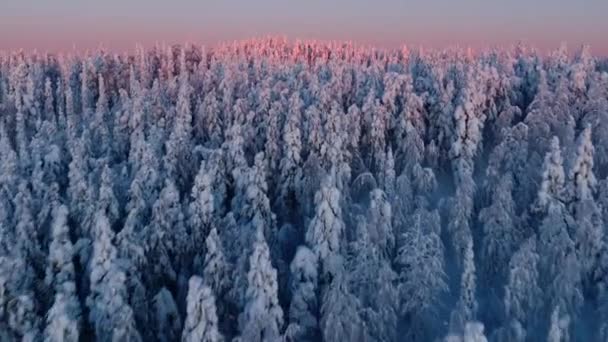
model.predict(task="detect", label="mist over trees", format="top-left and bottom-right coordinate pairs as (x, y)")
top-left (0, 38), bottom-right (607, 341)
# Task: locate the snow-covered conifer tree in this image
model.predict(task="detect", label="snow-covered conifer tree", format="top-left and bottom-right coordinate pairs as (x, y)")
top-left (277, 93), bottom-right (304, 221)
top-left (367, 189), bottom-right (394, 257)
top-left (44, 205), bottom-right (81, 342)
top-left (479, 174), bottom-right (520, 281)
top-left (87, 210), bottom-right (141, 342)
top-left (182, 276), bottom-right (223, 342)
top-left (503, 236), bottom-right (542, 340)
top-left (305, 171), bottom-right (344, 277)
top-left (450, 239), bottom-right (479, 333)
top-left (347, 220), bottom-right (398, 342)
top-left (568, 127), bottom-right (603, 281)
top-left (285, 246), bottom-right (319, 341)
top-left (43, 77), bottom-right (56, 123)
top-left (152, 287), bottom-right (182, 342)
top-left (189, 160), bottom-right (216, 265)
top-left (97, 164), bottom-right (120, 227)
top-left (537, 137), bottom-right (566, 211)
top-left (538, 201), bottom-right (582, 315)
top-left (91, 73), bottom-right (110, 158)
top-left (238, 228), bottom-right (283, 342)
top-left (320, 271), bottom-right (367, 342)
top-left (202, 227), bottom-right (230, 311)
top-left (396, 208), bottom-right (447, 321)
top-left (145, 179), bottom-right (188, 285)
top-left (165, 64), bottom-right (194, 191)
top-left (547, 305), bottom-right (570, 342)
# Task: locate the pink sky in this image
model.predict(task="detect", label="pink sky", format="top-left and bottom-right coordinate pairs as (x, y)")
top-left (1, 0), bottom-right (607, 55)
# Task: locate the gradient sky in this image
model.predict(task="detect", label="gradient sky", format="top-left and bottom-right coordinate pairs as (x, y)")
top-left (1, 0), bottom-right (607, 54)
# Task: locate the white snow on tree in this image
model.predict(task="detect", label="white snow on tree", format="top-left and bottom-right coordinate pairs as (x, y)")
top-left (164, 56), bottom-right (195, 189)
top-left (567, 127), bottom-right (603, 281)
top-left (189, 160), bottom-right (216, 265)
top-left (152, 287), bottom-right (182, 342)
top-left (91, 73), bottom-right (110, 157)
top-left (450, 239), bottom-right (479, 333)
top-left (44, 205), bottom-right (81, 342)
top-left (0, 39), bottom-right (607, 342)
top-left (537, 137), bottom-right (566, 211)
top-left (347, 219), bottom-right (398, 342)
top-left (444, 321), bottom-right (488, 342)
top-left (182, 276), bottom-right (223, 342)
top-left (285, 246), bottom-right (319, 342)
top-left (568, 126), bottom-right (596, 202)
top-left (367, 189), bottom-right (395, 257)
top-left (97, 164), bottom-right (120, 227)
top-left (144, 179), bottom-right (188, 284)
top-left (383, 147), bottom-right (396, 200)
top-left (0, 255), bottom-right (40, 341)
top-left (202, 227), bottom-right (231, 309)
top-left (277, 92), bottom-right (304, 220)
top-left (320, 270), bottom-right (368, 342)
top-left (87, 210), bottom-right (141, 342)
top-left (538, 201), bottom-right (583, 314)
top-left (228, 152), bottom-right (278, 312)
top-left (238, 227), bottom-right (284, 342)
top-left (396, 207), bottom-right (447, 318)
top-left (503, 236), bottom-right (542, 340)
top-left (305, 170), bottom-right (344, 277)
top-left (479, 174), bottom-right (521, 280)
top-left (547, 305), bottom-right (570, 342)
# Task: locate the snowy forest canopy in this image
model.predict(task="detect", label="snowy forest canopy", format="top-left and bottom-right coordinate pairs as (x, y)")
top-left (0, 38), bottom-right (608, 342)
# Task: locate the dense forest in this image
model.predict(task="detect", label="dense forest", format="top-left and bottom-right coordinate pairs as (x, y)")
top-left (0, 38), bottom-right (607, 341)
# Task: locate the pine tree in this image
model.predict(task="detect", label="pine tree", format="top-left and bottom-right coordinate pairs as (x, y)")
top-left (537, 137), bottom-right (566, 211)
top-left (91, 73), bottom-right (110, 158)
top-left (228, 152), bottom-right (278, 312)
top-left (383, 147), bottom-right (396, 200)
top-left (305, 171), bottom-right (344, 278)
top-left (182, 276), bottom-right (223, 342)
top-left (367, 189), bottom-right (395, 257)
top-left (43, 77), bottom-right (56, 123)
top-left (444, 322), bottom-right (488, 342)
top-left (538, 202), bottom-right (582, 315)
top-left (568, 127), bottom-right (603, 281)
top-left (238, 228), bottom-right (283, 342)
top-left (44, 205), bottom-right (81, 342)
top-left (67, 136), bottom-right (92, 235)
top-left (347, 221), bottom-right (398, 342)
top-left (277, 93), bottom-right (304, 221)
top-left (504, 236), bottom-right (542, 340)
top-left (87, 210), bottom-right (141, 342)
top-left (202, 227), bottom-right (230, 312)
top-left (450, 239), bottom-right (479, 333)
top-left (14, 181), bottom-right (44, 273)
top-left (320, 271), bottom-right (367, 342)
top-left (547, 305), bottom-right (570, 342)
top-left (479, 174), bottom-right (520, 281)
top-left (396, 208), bottom-right (447, 319)
top-left (264, 101), bottom-right (282, 177)
top-left (285, 246), bottom-right (319, 342)
top-left (164, 62), bottom-right (194, 191)
top-left (197, 88), bottom-right (223, 148)
top-left (97, 164), bottom-right (120, 227)
top-left (152, 287), bottom-right (182, 342)
top-left (304, 104), bottom-right (323, 156)
top-left (0, 255), bottom-right (40, 341)
top-left (112, 88), bottom-right (131, 161)
top-left (145, 179), bottom-right (187, 285)
top-left (568, 127), bottom-right (596, 203)
top-left (189, 160), bottom-right (216, 264)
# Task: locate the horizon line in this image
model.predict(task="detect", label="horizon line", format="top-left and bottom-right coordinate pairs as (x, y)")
top-left (0, 36), bottom-right (605, 57)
